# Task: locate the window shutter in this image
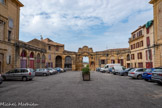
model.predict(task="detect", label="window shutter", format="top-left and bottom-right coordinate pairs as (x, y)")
top-left (146, 50), bottom-right (148, 60)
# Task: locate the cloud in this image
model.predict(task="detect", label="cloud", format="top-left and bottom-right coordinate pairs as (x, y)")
top-left (19, 0), bottom-right (153, 51)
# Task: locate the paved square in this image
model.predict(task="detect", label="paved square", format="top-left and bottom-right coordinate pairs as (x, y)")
top-left (0, 71), bottom-right (162, 108)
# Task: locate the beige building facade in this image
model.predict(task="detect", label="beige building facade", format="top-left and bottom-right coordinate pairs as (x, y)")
top-left (0, 0), bottom-right (23, 73)
top-left (129, 21), bottom-right (154, 68)
top-left (150, 0), bottom-right (162, 67)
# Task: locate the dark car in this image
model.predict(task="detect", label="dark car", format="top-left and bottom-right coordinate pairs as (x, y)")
top-left (96, 67), bottom-right (101, 72)
top-left (152, 67), bottom-right (162, 84)
top-left (0, 74), bottom-right (3, 84)
top-left (119, 68), bottom-right (133, 76)
top-left (55, 67), bottom-right (62, 73)
top-left (142, 68), bottom-right (154, 81)
top-left (2, 68), bottom-right (35, 81)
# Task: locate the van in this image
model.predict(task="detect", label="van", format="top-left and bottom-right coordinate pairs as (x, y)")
top-left (2, 68), bottom-right (35, 81)
top-left (100, 64), bottom-right (123, 74)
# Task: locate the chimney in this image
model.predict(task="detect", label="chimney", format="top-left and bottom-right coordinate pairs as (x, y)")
top-left (40, 35), bottom-right (43, 41)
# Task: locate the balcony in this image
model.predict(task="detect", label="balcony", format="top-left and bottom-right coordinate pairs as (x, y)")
top-left (128, 35), bottom-right (144, 43)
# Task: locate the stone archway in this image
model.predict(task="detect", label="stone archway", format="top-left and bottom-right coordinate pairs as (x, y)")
top-left (65, 56), bottom-right (72, 71)
top-left (42, 54), bottom-right (45, 68)
top-left (56, 56), bottom-right (62, 68)
top-left (29, 52), bottom-right (34, 69)
top-left (77, 46), bottom-right (94, 71)
top-left (36, 53), bottom-right (40, 68)
top-left (20, 50), bottom-right (27, 68)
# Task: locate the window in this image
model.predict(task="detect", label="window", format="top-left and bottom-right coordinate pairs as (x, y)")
top-left (56, 46), bottom-right (59, 51)
top-left (48, 46), bottom-right (51, 50)
top-left (139, 30), bottom-right (142, 36)
top-left (127, 54), bottom-right (130, 61)
top-left (101, 60), bottom-right (105, 64)
top-left (137, 52), bottom-right (142, 59)
top-left (146, 50), bottom-right (152, 60)
top-left (133, 34), bottom-right (136, 39)
top-left (146, 37), bottom-right (150, 47)
top-left (140, 41), bottom-right (143, 47)
top-left (0, 0), bottom-right (5, 4)
top-left (111, 60), bottom-right (115, 64)
top-left (8, 30), bottom-right (11, 41)
top-left (131, 54), bottom-right (135, 60)
top-left (9, 18), bottom-right (14, 28)
top-left (7, 55), bottom-right (11, 64)
top-left (48, 54), bottom-right (51, 60)
top-left (0, 20), bottom-right (5, 40)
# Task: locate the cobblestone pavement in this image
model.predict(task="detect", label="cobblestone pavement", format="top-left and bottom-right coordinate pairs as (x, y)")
top-left (0, 71), bottom-right (162, 108)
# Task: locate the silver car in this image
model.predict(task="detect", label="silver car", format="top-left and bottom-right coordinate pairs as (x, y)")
top-left (128, 68), bottom-right (146, 79)
top-left (35, 68), bottom-right (50, 76)
top-left (0, 74), bottom-right (3, 84)
top-left (47, 68), bottom-right (57, 75)
top-left (152, 67), bottom-right (162, 84)
top-left (2, 68), bottom-right (35, 81)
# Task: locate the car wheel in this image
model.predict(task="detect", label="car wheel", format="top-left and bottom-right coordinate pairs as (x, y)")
top-left (43, 73), bottom-right (47, 76)
top-left (22, 77), bottom-right (28, 81)
top-left (137, 75), bottom-right (142, 80)
top-left (124, 73), bottom-right (128, 76)
top-left (2, 76), bottom-right (6, 81)
top-left (144, 79), bottom-right (148, 81)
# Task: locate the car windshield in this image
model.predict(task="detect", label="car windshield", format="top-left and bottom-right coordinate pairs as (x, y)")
top-left (154, 68), bottom-right (162, 72)
top-left (125, 68), bottom-right (131, 71)
top-left (145, 69), bottom-right (152, 72)
top-left (130, 69), bottom-right (135, 72)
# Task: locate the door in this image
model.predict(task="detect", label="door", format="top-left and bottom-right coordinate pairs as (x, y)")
top-left (30, 60), bottom-right (34, 69)
top-left (21, 59), bottom-right (27, 68)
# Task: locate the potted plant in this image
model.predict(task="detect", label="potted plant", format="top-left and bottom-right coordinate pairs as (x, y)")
top-left (82, 65), bottom-right (90, 81)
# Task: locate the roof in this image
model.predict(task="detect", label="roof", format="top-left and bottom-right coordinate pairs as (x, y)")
top-left (14, 0), bottom-right (24, 7)
top-left (104, 48), bottom-right (130, 52)
top-left (41, 38), bottom-right (64, 46)
top-left (149, 0), bottom-right (158, 4)
top-left (131, 25), bottom-right (145, 34)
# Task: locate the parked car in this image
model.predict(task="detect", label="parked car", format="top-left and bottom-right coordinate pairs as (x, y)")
top-left (35, 68), bottom-right (50, 76)
top-left (119, 68), bottom-right (133, 76)
top-left (96, 67), bottom-right (101, 72)
top-left (60, 68), bottom-right (66, 72)
top-left (128, 68), bottom-right (146, 79)
top-left (142, 68), bottom-right (154, 81)
top-left (2, 68), bottom-right (35, 81)
top-left (152, 67), bottom-right (162, 84)
top-left (55, 67), bottom-right (65, 73)
top-left (47, 68), bottom-right (57, 75)
top-left (0, 74), bottom-right (3, 84)
top-left (100, 64), bottom-right (123, 74)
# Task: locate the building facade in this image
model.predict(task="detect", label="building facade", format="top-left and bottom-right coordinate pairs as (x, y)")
top-left (0, 0), bottom-right (23, 73)
top-left (150, 0), bottom-right (162, 67)
top-left (129, 21), bottom-right (154, 68)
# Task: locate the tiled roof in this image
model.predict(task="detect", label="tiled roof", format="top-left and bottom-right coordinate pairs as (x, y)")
top-left (42, 38), bottom-right (64, 46)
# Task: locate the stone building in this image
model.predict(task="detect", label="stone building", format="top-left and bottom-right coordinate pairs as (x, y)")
top-left (150, 0), bottom-right (162, 67)
top-left (27, 37), bottom-right (130, 71)
top-left (0, 0), bottom-right (46, 73)
top-left (0, 0), bottom-right (23, 73)
top-left (129, 21), bottom-right (154, 68)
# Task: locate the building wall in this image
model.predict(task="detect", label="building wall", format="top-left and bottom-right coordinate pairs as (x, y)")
top-left (150, 0), bottom-right (162, 67)
top-left (129, 22), bottom-right (154, 68)
top-left (0, 0), bottom-right (23, 73)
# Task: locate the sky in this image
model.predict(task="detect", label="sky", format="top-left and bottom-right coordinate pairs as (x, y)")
top-left (19, 0), bottom-right (153, 52)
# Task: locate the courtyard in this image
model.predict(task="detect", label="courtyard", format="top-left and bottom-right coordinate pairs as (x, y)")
top-left (0, 71), bottom-right (162, 108)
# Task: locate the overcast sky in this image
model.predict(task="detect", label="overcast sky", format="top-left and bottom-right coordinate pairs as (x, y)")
top-left (19, 0), bottom-right (153, 52)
